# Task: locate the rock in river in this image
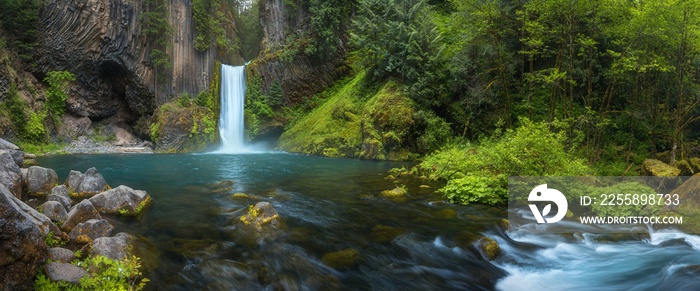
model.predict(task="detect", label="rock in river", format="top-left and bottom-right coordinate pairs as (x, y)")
top-left (61, 200), bottom-right (102, 232)
top-left (65, 167), bottom-right (110, 198)
top-left (89, 185), bottom-right (152, 216)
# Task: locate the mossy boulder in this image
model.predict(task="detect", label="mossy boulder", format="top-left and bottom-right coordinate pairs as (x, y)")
top-left (65, 168), bottom-right (110, 198)
top-left (434, 208), bottom-right (457, 219)
top-left (239, 202), bottom-right (282, 232)
top-left (380, 187), bottom-right (406, 198)
top-left (88, 185), bottom-right (152, 216)
top-left (641, 159), bottom-right (680, 177)
top-left (661, 174), bottom-right (700, 233)
top-left (321, 248), bottom-right (360, 269)
top-left (232, 192), bottom-right (250, 199)
top-left (477, 236), bottom-right (501, 260)
top-left (370, 224), bottom-right (405, 243)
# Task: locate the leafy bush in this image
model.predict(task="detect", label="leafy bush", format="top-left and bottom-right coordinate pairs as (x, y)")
top-left (24, 111), bottom-right (46, 143)
top-left (44, 70), bottom-right (75, 117)
top-left (34, 255), bottom-right (148, 291)
top-left (419, 118), bottom-right (591, 205)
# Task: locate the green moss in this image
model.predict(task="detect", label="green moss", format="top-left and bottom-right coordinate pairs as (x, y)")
top-left (478, 236), bottom-right (501, 260)
top-left (370, 224), bottom-right (405, 243)
top-left (321, 248), bottom-right (360, 269)
top-left (278, 72), bottom-right (419, 160)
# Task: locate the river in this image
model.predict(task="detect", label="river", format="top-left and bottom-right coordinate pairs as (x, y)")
top-left (37, 153), bottom-right (700, 290)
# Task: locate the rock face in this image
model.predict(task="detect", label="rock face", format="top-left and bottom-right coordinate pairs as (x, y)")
top-left (65, 168), bottom-right (110, 197)
top-left (90, 232), bottom-right (134, 261)
top-left (89, 185), bottom-right (151, 215)
top-left (0, 184), bottom-right (56, 290)
top-left (26, 166), bottom-right (59, 196)
top-left (642, 159), bottom-right (681, 177)
top-left (44, 262), bottom-right (89, 285)
top-left (62, 200), bottom-right (102, 232)
top-left (0, 152), bottom-right (23, 198)
top-left (36, 0), bottom-right (234, 122)
top-left (69, 219), bottom-right (114, 243)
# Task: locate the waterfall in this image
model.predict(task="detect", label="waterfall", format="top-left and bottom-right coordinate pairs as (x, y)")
top-left (218, 64), bottom-right (246, 153)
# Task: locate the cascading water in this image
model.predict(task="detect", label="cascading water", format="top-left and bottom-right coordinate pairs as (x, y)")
top-left (218, 64), bottom-right (246, 152)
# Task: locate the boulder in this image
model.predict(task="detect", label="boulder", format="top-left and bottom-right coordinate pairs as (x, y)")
top-left (477, 236), bottom-right (502, 260)
top-left (62, 200), bottom-right (102, 232)
top-left (44, 262), bottom-right (89, 285)
top-left (642, 159), bottom-right (680, 177)
top-left (88, 185), bottom-right (151, 216)
top-left (48, 185), bottom-right (73, 210)
top-left (26, 166), bottom-right (59, 196)
top-left (65, 168), bottom-right (110, 197)
top-left (48, 247), bottom-right (76, 263)
top-left (321, 248), bottom-right (360, 269)
top-left (0, 152), bottom-right (23, 198)
top-left (0, 184), bottom-right (59, 290)
top-left (0, 149), bottom-right (24, 168)
top-left (40, 201), bottom-right (68, 223)
top-left (0, 139), bottom-right (23, 167)
top-left (90, 232), bottom-right (134, 261)
top-left (69, 219), bottom-right (114, 243)
top-left (238, 202), bottom-right (282, 232)
top-left (0, 137), bottom-right (19, 150)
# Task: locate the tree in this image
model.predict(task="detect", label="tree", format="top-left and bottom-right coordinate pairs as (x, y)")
top-left (44, 71), bottom-right (76, 117)
top-left (352, 0), bottom-right (446, 108)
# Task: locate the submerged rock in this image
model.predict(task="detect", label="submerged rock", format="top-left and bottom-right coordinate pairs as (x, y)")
top-left (321, 248), bottom-right (360, 269)
top-left (477, 236), bottom-right (501, 260)
top-left (239, 202), bottom-right (282, 232)
top-left (44, 262), bottom-right (89, 285)
top-left (65, 168), bottom-right (110, 198)
top-left (88, 185), bottom-right (152, 216)
top-left (0, 184), bottom-right (56, 290)
top-left (26, 166), bottom-right (59, 197)
top-left (62, 200), bottom-right (102, 232)
top-left (0, 152), bottom-right (23, 198)
top-left (380, 187), bottom-right (407, 199)
top-left (370, 224), bottom-right (405, 243)
top-left (69, 219), bottom-right (114, 243)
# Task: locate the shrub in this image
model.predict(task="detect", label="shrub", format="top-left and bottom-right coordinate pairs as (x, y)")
top-left (419, 118), bottom-right (591, 205)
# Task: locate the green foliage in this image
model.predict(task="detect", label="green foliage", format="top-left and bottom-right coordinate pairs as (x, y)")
top-left (305, 0), bottom-right (354, 59)
top-left (351, 0), bottom-right (446, 107)
top-left (24, 111), bottom-right (46, 143)
top-left (419, 119), bottom-right (591, 205)
top-left (44, 231), bottom-right (65, 248)
top-left (34, 255), bottom-right (148, 291)
top-left (3, 84), bottom-right (27, 133)
top-left (141, 0), bottom-right (172, 89)
top-left (588, 182), bottom-right (661, 217)
top-left (44, 71), bottom-right (76, 117)
top-left (193, 0), bottom-right (236, 53)
top-left (235, 0), bottom-right (264, 60)
top-left (0, 0), bottom-right (41, 62)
